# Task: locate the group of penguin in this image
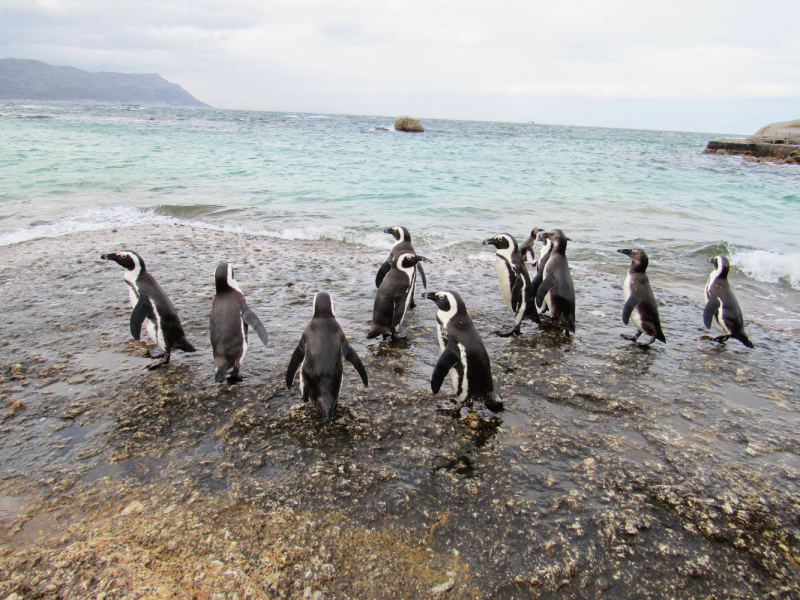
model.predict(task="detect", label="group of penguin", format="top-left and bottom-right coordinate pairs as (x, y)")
top-left (101, 225), bottom-right (753, 422)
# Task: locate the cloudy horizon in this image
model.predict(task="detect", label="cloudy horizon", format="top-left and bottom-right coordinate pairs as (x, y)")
top-left (2, 0), bottom-right (798, 134)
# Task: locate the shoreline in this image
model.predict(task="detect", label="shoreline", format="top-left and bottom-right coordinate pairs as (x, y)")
top-left (2, 223), bottom-right (800, 598)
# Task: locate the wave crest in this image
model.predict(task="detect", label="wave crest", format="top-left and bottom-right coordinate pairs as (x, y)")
top-left (728, 247), bottom-right (800, 290)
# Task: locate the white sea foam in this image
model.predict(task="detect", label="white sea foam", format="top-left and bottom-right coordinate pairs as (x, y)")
top-left (728, 247), bottom-right (800, 290)
top-left (0, 207), bottom-right (396, 250)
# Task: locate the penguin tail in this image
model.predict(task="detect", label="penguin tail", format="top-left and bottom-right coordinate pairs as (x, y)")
top-left (657, 330), bottom-right (667, 344)
top-left (735, 333), bottom-right (754, 349)
top-left (176, 338), bottom-right (196, 353)
top-left (366, 325), bottom-right (383, 339)
top-left (214, 368), bottom-right (227, 383)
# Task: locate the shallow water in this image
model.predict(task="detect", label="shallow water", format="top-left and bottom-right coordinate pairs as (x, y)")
top-left (1, 225), bottom-right (800, 597)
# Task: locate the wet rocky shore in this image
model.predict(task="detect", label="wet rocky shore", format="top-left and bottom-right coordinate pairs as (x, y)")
top-left (1, 224), bottom-right (800, 599)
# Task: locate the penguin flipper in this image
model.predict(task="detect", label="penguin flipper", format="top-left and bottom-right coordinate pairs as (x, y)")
top-left (130, 295), bottom-right (153, 340)
top-left (375, 260), bottom-right (391, 288)
top-left (391, 289), bottom-right (409, 329)
top-left (511, 274), bottom-right (524, 314)
top-left (286, 340), bottom-right (306, 389)
top-left (342, 339), bottom-right (368, 387)
top-left (431, 340), bottom-right (461, 394)
top-left (622, 292), bottom-right (640, 326)
top-left (416, 263), bottom-right (427, 289)
top-left (536, 273), bottom-right (556, 309)
top-left (242, 306), bottom-right (269, 346)
top-left (703, 296), bottom-right (721, 329)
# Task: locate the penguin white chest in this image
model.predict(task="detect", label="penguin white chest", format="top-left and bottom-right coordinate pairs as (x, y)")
top-left (705, 276), bottom-right (728, 333)
top-left (495, 258), bottom-right (514, 312)
top-left (623, 274), bottom-right (644, 332)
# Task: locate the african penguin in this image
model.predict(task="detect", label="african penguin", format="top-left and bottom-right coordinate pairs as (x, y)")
top-left (519, 226), bottom-right (551, 302)
top-left (618, 249), bottom-right (666, 345)
top-left (375, 226), bottom-right (427, 308)
top-left (286, 292), bottom-right (368, 423)
top-left (703, 255), bottom-right (754, 348)
top-left (368, 252), bottom-right (427, 339)
top-left (482, 233), bottom-right (540, 336)
top-left (423, 291), bottom-right (502, 412)
top-left (519, 227), bottom-right (544, 264)
top-left (101, 251), bottom-right (195, 369)
top-left (535, 229), bottom-right (576, 335)
top-left (210, 262), bottom-right (270, 383)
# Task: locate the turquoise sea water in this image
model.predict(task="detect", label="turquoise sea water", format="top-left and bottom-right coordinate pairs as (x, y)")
top-left (2, 102), bottom-right (799, 330)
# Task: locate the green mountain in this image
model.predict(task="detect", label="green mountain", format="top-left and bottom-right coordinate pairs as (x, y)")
top-left (0, 58), bottom-right (210, 107)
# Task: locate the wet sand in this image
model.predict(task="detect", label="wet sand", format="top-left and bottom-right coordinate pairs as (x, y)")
top-left (1, 223), bottom-right (800, 599)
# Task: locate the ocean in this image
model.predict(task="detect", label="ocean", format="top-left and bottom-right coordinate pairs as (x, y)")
top-left (2, 101), bottom-right (799, 332)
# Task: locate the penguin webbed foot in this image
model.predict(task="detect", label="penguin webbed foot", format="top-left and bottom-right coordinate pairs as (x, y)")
top-left (637, 335), bottom-right (657, 346)
top-left (496, 325), bottom-right (520, 337)
top-left (148, 348), bottom-right (166, 359)
top-left (621, 332), bottom-right (642, 342)
top-left (436, 400), bottom-right (466, 413)
top-left (227, 367), bottom-right (242, 384)
top-left (713, 335), bottom-right (731, 344)
top-left (146, 353), bottom-right (170, 370)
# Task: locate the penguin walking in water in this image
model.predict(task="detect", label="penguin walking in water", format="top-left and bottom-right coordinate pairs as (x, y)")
top-left (368, 253), bottom-right (428, 339)
top-left (618, 249), bottom-right (666, 345)
top-left (210, 262), bottom-right (270, 383)
top-left (483, 233), bottom-right (540, 336)
top-left (423, 291), bottom-right (503, 413)
top-left (375, 226), bottom-right (427, 308)
top-left (704, 255), bottom-right (754, 348)
top-left (535, 229), bottom-right (576, 335)
top-left (286, 292), bottom-right (368, 423)
top-left (101, 251), bottom-right (195, 369)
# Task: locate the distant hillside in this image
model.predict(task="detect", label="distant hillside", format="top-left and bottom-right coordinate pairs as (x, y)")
top-left (0, 59), bottom-right (210, 107)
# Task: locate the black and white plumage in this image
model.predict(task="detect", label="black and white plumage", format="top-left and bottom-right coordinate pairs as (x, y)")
top-left (618, 249), bottom-right (666, 345)
top-left (703, 255), bottom-right (754, 348)
top-left (368, 252), bottom-right (427, 339)
top-left (519, 226), bottom-right (551, 302)
top-left (483, 233), bottom-right (540, 336)
top-left (375, 226), bottom-right (427, 308)
top-left (101, 251), bottom-right (195, 369)
top-left (423, 291), bottom-right (502, 412)
top-left (286, 292), bottom-right (368, 423)
top-left (210, 262), bottom-right (269, 383)
top-left (535, 229), bottom-right (576, 334)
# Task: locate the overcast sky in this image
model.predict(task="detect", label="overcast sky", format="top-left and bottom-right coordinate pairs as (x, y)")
top-left (2, 0), bottom-right (798, 133)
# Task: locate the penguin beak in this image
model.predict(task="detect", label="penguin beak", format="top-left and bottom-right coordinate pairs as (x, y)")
top-left (707, 258), bottom-right (716, 264)
top-left (414, 256), bottom-right (428, 263)
top-left (482, 238), bottom-right (498, 246)
top-left (618, 249), bottom-right (632, 256)
top-left (101, 253), bottom-right (119, 263)
top-left (422, 292), bottom-right (436, 301)
top-left (383, 228), bottom-right (393, 234)
top-left (537, 232), bottom-right (546, 241)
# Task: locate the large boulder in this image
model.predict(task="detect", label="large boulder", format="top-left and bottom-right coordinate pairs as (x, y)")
top-left (394, 115), bottom-right (424, 133)
top-left (748, 119), bottom-right (800, 144)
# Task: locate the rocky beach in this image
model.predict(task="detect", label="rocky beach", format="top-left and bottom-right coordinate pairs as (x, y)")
top-left (1, 223), bottom-right (800, 598)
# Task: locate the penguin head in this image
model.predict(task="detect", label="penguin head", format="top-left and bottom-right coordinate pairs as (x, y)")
top-left (214, 262), bottom-right (242, 293)
top-left (384, 226), bottom-right (410, 242)
top-left (708, 255), bottom-right (730, 278)
top-left (395, 253), bottom-right (426, 270)
top-left (101, 251), bottom-right (145, 272)
top-left (422, 291), bottom-right (465, 316)
top-left (312, 292), bottom-right (335, 318)
top-left (541, 229), bottom-right (568, 252)
top-left (618, 248), bottom-right (649, 271)
top-left (482, 234), bottom-right (517, 253)
top-left (316, 394), bottom-right (338, 424)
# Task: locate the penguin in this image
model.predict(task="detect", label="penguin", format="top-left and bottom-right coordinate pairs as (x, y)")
top-left (367, 253), bottom-right (427, 339)
top-left (618, 249), bottom-right (666, 345)
top-left (519, 226), bottom-right (551, 302)
top-left (375, 226), bottom-right (427, 308)
top-left (101, 251), bottom-right (195, 369)
top-left (423, 291), bottom-right (503, 412)
top-left (286, 292), bottom-right (368, 423)
top-left (210, 262), bottom-right (270, 383)
top-left (535, 229), bottom-right (576, 335)
top-left (482, 233), bottom-right (540, 336)
top-left (703, 255), bottom-right (754, 348)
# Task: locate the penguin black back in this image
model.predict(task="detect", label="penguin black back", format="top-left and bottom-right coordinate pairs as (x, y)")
top-left (535, 229), bottom-right (575, 334)
top-left (704, 255), bottom-right (753, 348)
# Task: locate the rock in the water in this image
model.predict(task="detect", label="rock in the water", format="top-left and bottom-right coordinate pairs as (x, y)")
top-left (748, 119), bottom-right (800, 144)
top-left (394, 115), bottom-right (424, 133)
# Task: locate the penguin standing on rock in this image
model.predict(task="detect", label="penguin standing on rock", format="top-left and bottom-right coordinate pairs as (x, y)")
top-left (483, 233), bottom-right (540, 336)
top-left (210, 262), bottom-right (270, 383)
top-left (368, 253), bottom-right (427, 339)
top-left (704, 255), bottom-right (754, 348)
top-left (535, 229), bottom-right (576, 335)
top-left (618, 249), bottom-right (666, 345)
top-left (423, 291), bottom-right (503, 412)
top-left (375, 226), bottom-right (427, 308)
top-left (286, 292), bottom-right (368, 423)
top-left (101, 251), bottom-right (195, 369)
